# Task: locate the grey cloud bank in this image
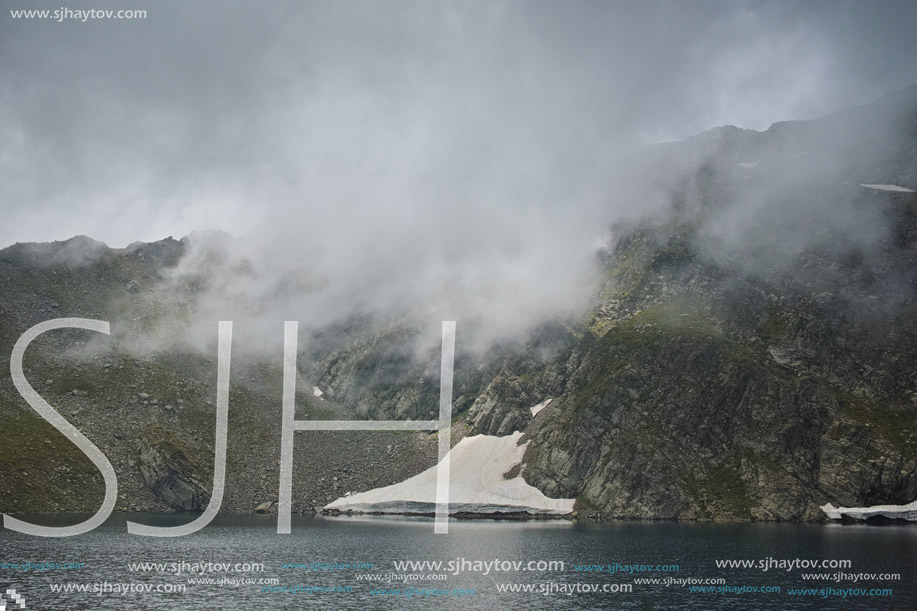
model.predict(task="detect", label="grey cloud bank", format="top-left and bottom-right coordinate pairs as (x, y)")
top-left (2, 0), bottom-right (917, 350)
top-left (3, 0), bottom-right (917, 247)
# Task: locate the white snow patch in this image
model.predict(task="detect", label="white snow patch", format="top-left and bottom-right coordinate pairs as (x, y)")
top-left (529, 398), bottom-right (553, 417)
top-left (312, 386), bottom-right (324, 398)
top-left (821, 500), bottom-right (917, 522)
top-left (859, 183), bottom-right (915, 193)
top-left (736, 160), bottom-right (759, 168)
top-left (325, 432), bottom-right (575, 515)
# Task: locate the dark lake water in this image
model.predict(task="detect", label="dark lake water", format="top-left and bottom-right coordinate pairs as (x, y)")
top-left (2, 513), bottom-right (916, 609)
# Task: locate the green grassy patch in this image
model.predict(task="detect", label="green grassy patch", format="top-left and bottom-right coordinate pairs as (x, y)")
top-left (682, 461), bottom-right (754, 520)
top-left (0, 403), bottom-right (104, 512)
top-left (838, 394), bottom-right (917, 459)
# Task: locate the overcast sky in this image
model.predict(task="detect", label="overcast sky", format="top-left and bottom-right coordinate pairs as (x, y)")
top-left (2, 0), bottom-right (917, 249)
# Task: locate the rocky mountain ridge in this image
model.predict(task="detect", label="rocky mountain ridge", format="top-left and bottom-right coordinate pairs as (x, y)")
top-left (2, 87), bottom-right (916, 522)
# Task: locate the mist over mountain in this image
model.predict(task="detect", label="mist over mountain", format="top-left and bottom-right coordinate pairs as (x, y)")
top-left (1, 87), bottom-right (916, 520)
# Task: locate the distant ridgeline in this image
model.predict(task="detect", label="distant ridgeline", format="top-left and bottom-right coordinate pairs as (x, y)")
top-left (2, 86), bottom-right (916, 523)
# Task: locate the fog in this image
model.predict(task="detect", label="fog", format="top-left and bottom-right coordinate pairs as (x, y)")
top-left (2, 0), bottom-right (917, 354)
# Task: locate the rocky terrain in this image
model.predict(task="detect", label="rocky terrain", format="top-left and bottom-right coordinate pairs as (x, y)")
top-left (2, 86), bottom-right (916, 522)
top-left (0, 238), bottom-right (443, 515)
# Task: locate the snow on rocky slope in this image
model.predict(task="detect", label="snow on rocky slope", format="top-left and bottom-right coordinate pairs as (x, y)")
top-left (859, 183), bottom-right (915, 192)
top-left (325, 431), bottom-right (575, 516)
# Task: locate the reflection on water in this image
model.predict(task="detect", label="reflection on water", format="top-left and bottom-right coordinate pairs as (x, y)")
top-left (1, 513), bottom-right (916, 609)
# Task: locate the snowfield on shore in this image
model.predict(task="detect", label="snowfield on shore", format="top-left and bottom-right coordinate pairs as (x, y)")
top-left (325, 431), bottom-right (575, 516)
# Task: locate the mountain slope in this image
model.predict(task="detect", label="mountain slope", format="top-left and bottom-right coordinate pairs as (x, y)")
top-left (2, 87), bottom-right (917, 521)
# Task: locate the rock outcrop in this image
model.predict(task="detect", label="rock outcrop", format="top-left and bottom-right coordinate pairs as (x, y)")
top-left (138, 437), bottom-right (210, 511)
